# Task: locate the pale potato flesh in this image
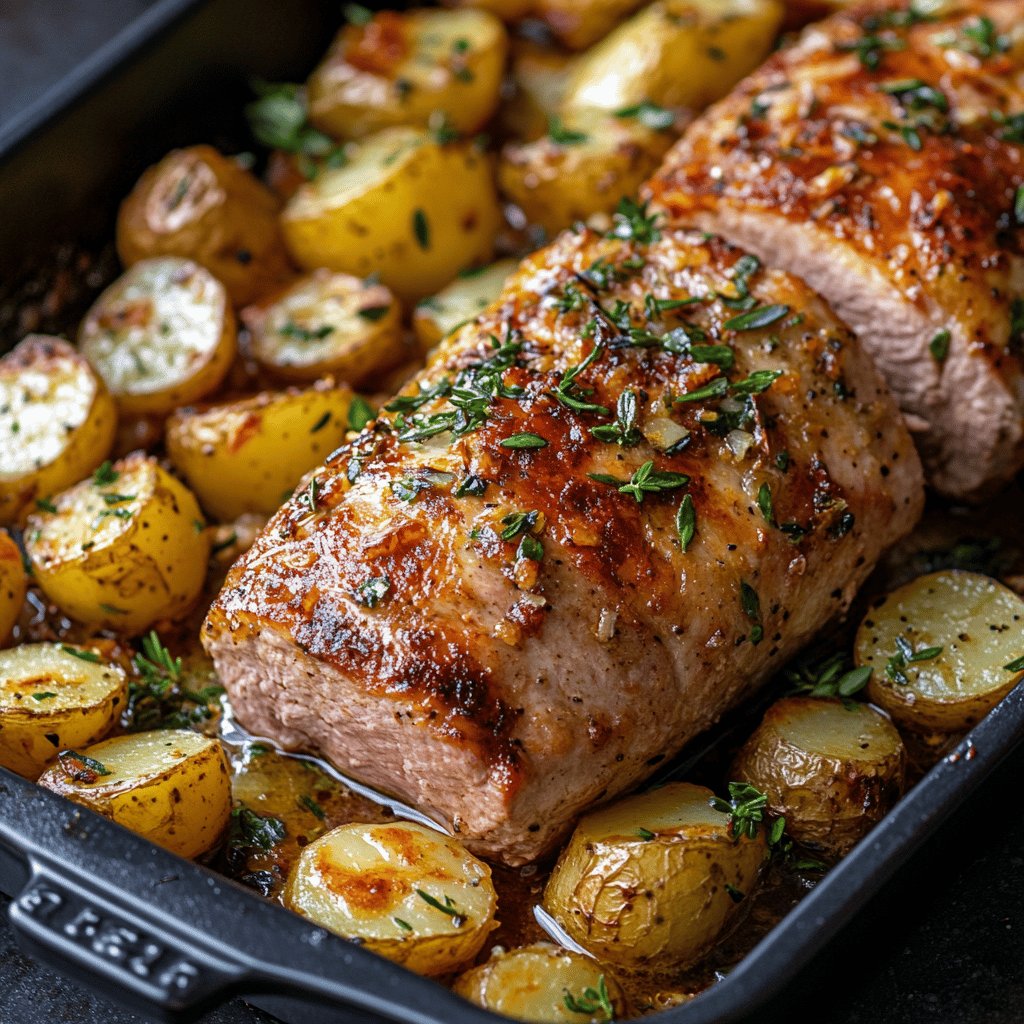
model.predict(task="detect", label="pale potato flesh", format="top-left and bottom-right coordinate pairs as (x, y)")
top-left (0, 643), bottom-right (127, 779)
top-left (284, 821), bottom-right (497, 975)
top-left (0, 529), bottom-right (27, 645)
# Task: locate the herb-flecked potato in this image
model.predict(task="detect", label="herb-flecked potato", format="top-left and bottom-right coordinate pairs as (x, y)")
top-left (24, 453), bottom-right (211, 635)
top-left (732, 697), bottom-right (905, 856)
top-left (499, 40), bottom-right (575, 141)
top-left (454, 943), bottom-right (628, 1022)
top-left (0, 529), bottom-right (27, 645)
top-left (0, 336), bottom-right (117, 525)
top-left (242, 270), bottom-right (405, 385)
top-left (280, 127), bottom-right (501, 302)
top-left (857, 571), bottom-right (1024, 734)
top-left (284, 821), bottom-right (498, 976)
top-left (562, 0), bottom-right (784, 114)
top-left (37, 729), bottom-right (232, 859)
top-left (79, 257), bottom-right (236, 416)
top-left (412, 259), bottom-right (517, 352)
top-left (307, 8), bottom-right (508, 140)
top-left (543, 782), bottom-right (766, 972)
top-left (165, 380), bottom-right (354, 521)
top-left (0, 643), bottom-right (127, 780)
top-left (499, 111), bottom-right (673, 235)
top-left (116, 145), bottom-right (291, 307)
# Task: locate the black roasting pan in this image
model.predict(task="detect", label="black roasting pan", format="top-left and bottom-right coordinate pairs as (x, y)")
top-left (2, 2), bottom-right (1024, 1022)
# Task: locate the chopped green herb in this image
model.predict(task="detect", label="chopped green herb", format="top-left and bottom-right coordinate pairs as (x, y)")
top-left (356, 576), bottom-right (391, 608)
top-left (280, 321), bottom-right (334, 342)
top-left (731, 369), bottom-right (783, 395)
top-left (590, 389), bottom-right (641, 447)
top-left (740, 581), bottom-right (763, 645)
top-left (393, 916), bottom-right (413, 933)
top-left (675, 376), bottom-right (729, 404)
top-left (34, 497), bottom-right (57, 514)
top-left (347, 396), bottom-right (376, 431)
top-left (60, 645), bottom-right (102, 664)
top-left (563, 975), bottom-right (614, 1021)
top-left (310, 411), bottom-right (331, 434)
top-left (500, 431), bottom-right (547, 450)
top-left (299, 795), bottom-right (326, 820)
top-left (607, 197), bottom-right (661, 244)
top-left (614, 101), bottom-right (675, 131)
top-left (517, 534), bottom-right (544, 562)
top-left (412, 208), bottom-right (431, 250)
top-left (547, 115), bottom-right (589, 145)
top-left (1004, 655), bottom-right (1024, 673)
top-left (358, 304), bottom-right (392, 322)
top-left (416, 889), bottom-right (465, 926)
top-left (455, 474), bottom-right (488, 498)
top-left (57, 750), bottom-right (111, 783)
top-left (757, 482), bottom-right (774, 525)
top-left (676, 494), bottom-right (696, 553)
top-left (590, 460), bottom-right (689, 503)
top-left (230, 806), bottom-right (286, 852)
top-left (724, 304), bottom-right (790, 332)
top-left (31, 692), bottom-right (57, 701)
top-left (709, 781), bottom-right (768, 840)
top-left (92, 461), bottom-right (119, 487)
top-left (636, 827), bottom-right (656, 842)
top-left (500, 510), bottom-right (539, 541)
top-left (689, 344), bottom-right (735, 370)
top-left (306, 476), bottom-right (320, 513)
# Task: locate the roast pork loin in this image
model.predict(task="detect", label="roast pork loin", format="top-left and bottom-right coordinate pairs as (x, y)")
top-left (649, 0), bottom-right (1024, 499)
top-left (204, 225), bottom-right (922, 864)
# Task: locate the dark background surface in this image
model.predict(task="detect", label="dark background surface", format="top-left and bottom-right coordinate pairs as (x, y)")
top-left (1, 3), bottom-right (1023, 1023)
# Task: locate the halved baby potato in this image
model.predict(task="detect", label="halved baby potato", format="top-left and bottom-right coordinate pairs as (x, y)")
top-left (284, 821), bottom-right (497, 976)
top-left (166, 380), bottom-right (354, 521)
top-left (0, 336), bottom-right (116, 524)
top-left (499, 111), bottom-right (673, 235)
top-left (242, 270), bottom-right (405, 385)
top-left (498, 40), bottom-right (575, 141)
top-left (24, 453), bottom-right (211, 635)
top-left (454, 943), bottom-right (628, 1022)
top-left (37, 729), bottom-right (232, 858)
top-left (857, 570), bottom-right (1024, 734)
top-left (79, 257), bottom-right (236, 416)
top-left (0, 643), bottom-right (127, 780)
top-left (534, 0), bottom-right (646, 50)
top-left (0, 529), bottom-right (27, 645)
top-left (562, 0), bottom-right (784, 114)
top-left (116, 144), bottom-right (291, 307)
top-left (281, 127), bottom-right (501, 302)
top-left (543, 781), bottom-right (766, 972)
top-left (307, 8), bottom-right (508, 140)
top-left (412, 259), bottom-right (517, 353)
top-left (732, 697), bottom-right (905, 856)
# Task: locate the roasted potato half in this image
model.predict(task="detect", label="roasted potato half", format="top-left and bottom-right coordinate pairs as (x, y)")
top-left (534, 0), bottom-right (646, 50)
top-left (857, 570), bottom-right (1024, 734)
top-left (413, 259), bottom-right (517, 353)
top-left (116, 144), bottom-right (291, 307)
top-left (732, 697), bottom-right (905, 856)
top-left (79, 257), bottom-right (236, 416)
top-left (499, 111), bottom-right (673, 235)
top-left (543, 782), bottom-right (766, 972)
top-left (454, 944), bottom-right (628, 1023)
top-left (0, 643), bottom-right (127, 780)
top-left (0, 529), bottom-right (27, 645)
top-left (562, 0), bottom-right (784, 114)
top-left (166, 380), bottom-right (354, 521)
top-left (307, 8), bottom-right (507, 140)
top-left (499, 41), bottom-right (575, 141)
top-left (281, 127), bottom-right (501, 302)
top-left (24, 453), bottom-right (211, 635)
top-left (37, 729), bottom-right (232, 858)
top-left (0, 336), bottom-right (116, 524)
top-left (284, 821), bottom-right (497, 976)
top-left (242, 270), bottom-right (405, 385)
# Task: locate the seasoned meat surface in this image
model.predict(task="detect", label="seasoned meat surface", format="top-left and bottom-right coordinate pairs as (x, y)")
top-left (649, 0), bottom-right (1024, 499)
top-left (204, 225), bottom-right (922, 864)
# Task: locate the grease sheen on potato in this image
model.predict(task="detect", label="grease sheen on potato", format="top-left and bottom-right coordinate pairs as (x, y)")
top-left (37, 729), bottom-right (232, 858)
top-left (543, 782), bottom-right (766, 972)
top-left (0, 336), bottom-right (117, 524)
top-left (732, 697), bottom-right (905, 856)
top-left (284, 821), bottom-right (497, 975)
top-left (0, 643), bottom-right (127, 779)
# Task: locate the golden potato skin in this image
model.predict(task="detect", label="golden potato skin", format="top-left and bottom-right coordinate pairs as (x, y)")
top-left (543, 782), bottom-right (766, 972)
top-left (0, 643), bottom-right (127, 780)
top-left (37, 729), bottom-right (232, 859)
top-left (454, 944), bottom-right (628, 1022)
top-left (562, 0), bottom-right (784, 114)
top-left (858, 571), bottom-right (1024, 734)
top-left (0, 336), bottom-right (117, 525)
top-left (0, 529), bottom-right (27, 645)
top-left (79, 257), bottom-right (237, 416)
top-left (24, 453), bottom-right (211, 635)
top-left (499, 40), bottom-right (575, 142)
top-left (534, 0), bottom-right (646, 50)
top-left (732, 697), bottom-right (905, 857)
top-left (284, 821), bottom-right (497, 976)
top-left (242, 270), bottom-right (405, 385)
top-left (116, 145), bottom-right (291, 307)
top-left (166, 380), bottom-right (354, 521)
top-left (307, 8), bottom-right (507, 140)
top-left (499, 112), bottom-right (673, 235)
top-left (281, 128), bottom-right (501, 302)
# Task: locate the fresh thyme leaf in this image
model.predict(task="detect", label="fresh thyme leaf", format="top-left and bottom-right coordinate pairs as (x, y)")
top-left (724, 304), bottom-right (790, 332)
top-left (636, 827), bottom-right (656, 841)
top-left (757, 482), bottom-right (774, 525)
top-left (676, 494), bottom-right (696, 553)
top-left (230, 806), bottom-right (286, 852)
top-left (730, 369), bottom-right (782, 395)
top-left (57, 750), bottom-right (110, 783)
top-left (500, 510), bottom-right (539, 541)
top-left (393, 916), bottom-right (413, 933)
top-left (412, 208), bottom-right (431, 250)
top-left (590, 389), bottom-right (641, 447)
top-left (591, 460), bottom-right (689, 504)
top-left (500, 431), bottom-right (547, 450)
top-left (689, 344), bottom-right (734, 369)
top-left (740, 581), bottom-right (763, 645)
top-left (517, 534), bottom-right (544, 562)
top-left (280, 320), bottom-right (334, 342)
top-left (614, 101), bottom-right (675, 131)
top-left (306, 475), bottom-right (321, 513)
top-left (299, 794), bottom-right (326, 820)
top-left (455, 474), bottom-right (488, 498)
top-left (357, 304), bottom-right (392, 322)
top-left (563, 974), bottom-right (614, 1021)
top-left (1004, 655), bottom-right (1024, 673)
top-left (31, 692), bottom-right (57, 701)
top-left (416, 889), bottom-right (465, 926)
top-left (35, 497), bottom-right (58, 513)
top-left (92, 461), bottom-right (119, 486)
top-left (709, 781), bottom-right (768, 840)
top-left (675, 376), bottom-right (729, 404)
top-left (929, 329), bottom-right (950, 362)
top-left (347, 395), bottom-right (376, 431)
top-left (607, 197), bottom-right (661, 244)
top-left (547, 115), bottom-right (589, 145)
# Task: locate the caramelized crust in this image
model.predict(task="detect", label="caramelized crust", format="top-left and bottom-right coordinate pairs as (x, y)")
top-left (205, 224), bottom-right (922, 863)
top-left (649, 0), bottom-right (1024, 498)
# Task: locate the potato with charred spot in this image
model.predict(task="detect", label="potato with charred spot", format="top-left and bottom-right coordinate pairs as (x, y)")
top-left (24, 453), bottom-right (210, 635)
top-left (732, 697), bottom-right (905, 857)
top-left (0, 643), bottom-right (127, 779)
top-left (0, 336), bottom-right (117, 525)
top-left (116, 145), bottom-right (291, 307)
top-left (284, 821), bottom-right (497, 976)
top-left (542, 782), bottom-right (766, 972)
top-left (37, 729), bottom-right (232, 858)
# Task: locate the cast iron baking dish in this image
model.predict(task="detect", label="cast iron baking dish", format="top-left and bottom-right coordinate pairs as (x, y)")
top-left (2, 2), bottom-right (1024, 1022)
